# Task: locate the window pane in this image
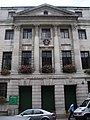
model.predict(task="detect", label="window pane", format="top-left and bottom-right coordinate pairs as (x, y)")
top-left (41, 29), bottom-right (51, 39)
top-left (0, 83), bottom-right (7, 98)
top-left (78, 29), bottom-right (87, 39)
top-left (2, 52), bottom-right (12, 70)
top-left (60, 29), bottom-right (69, 38)
top-left (5, 30), bottom-right (14, 40)
top-left (42, 51), bottom-right (52, 66)
top-left (62, 51), bottom-right (72, 66)
top-left (23, 29), bottom-right (32, 39)
top-left (81, 51), bottom-right (89, 69)
top-left (22, 51), bottom-right (32, 65)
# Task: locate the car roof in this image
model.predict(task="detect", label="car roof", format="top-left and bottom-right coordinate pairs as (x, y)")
top-left (22, 108), bottom-right (51, 113)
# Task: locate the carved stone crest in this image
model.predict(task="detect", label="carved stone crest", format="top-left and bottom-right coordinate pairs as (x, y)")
top-left (43, 39), bottom-right (50, 45)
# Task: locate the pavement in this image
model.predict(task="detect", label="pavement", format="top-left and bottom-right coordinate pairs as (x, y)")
top-left (0, 116), bottom-right (75, 120)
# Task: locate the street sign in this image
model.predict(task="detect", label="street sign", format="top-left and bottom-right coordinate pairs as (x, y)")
top-left (9, 95), bottom-right (18, 105)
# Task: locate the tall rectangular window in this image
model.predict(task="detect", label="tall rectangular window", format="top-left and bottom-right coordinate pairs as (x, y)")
top-left (60, 29), bottom-right (69, 38)
top-left (62, 51), bottom-right (72, 67)
top-left (78, 29), bottom-right (87, 39)
top-left (2, 52), bottom-right (12, 70)
top-left (41, 28), bottom-right (51, 39)
top-left (42, 51), bottom-right (52, 66)
top-left (23, 29), bottom-right (32, 39)
top-left (5, 29), bottom-right (14, 40)
top-left (22, 51), bottom-right (32, 65)
top-left (81, 51), bottom-right (89, 69)
top-left (0, 83), bottom-right (7, 98)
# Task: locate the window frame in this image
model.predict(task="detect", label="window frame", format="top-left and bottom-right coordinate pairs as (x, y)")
top-left (60, 29), bottom-right (69, 39)
top-left (21, 51), bottom-right (32, 65)
top-left (62, 50), bottom-right (72, 67)
top-left (41, 28), bottom-right (51, 40)
top-left (23, 28), bottom-right (32, 39)
top-left (78, 29), bottom-right (87, 39)
top-left (81, 51), bottom-right (89, 69)
top-left (5, 29), bottom-right (14, 40)
top-left (2, 52), bottom-right (12, 70)
top-left (0, 83), bottom-right (7, 98)
top-left (42, 50), bottom-right (52, 66)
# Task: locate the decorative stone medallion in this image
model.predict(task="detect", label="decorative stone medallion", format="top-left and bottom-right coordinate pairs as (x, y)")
top-left (43, 39), bottom-right (50, 45)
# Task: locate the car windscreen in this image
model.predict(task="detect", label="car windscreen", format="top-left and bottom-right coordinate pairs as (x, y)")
top-left (80, 99), bottom-right (90, 107)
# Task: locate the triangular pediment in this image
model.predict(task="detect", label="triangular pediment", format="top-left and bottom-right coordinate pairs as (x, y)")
top-left (16, 4), bottom-right (77, 17)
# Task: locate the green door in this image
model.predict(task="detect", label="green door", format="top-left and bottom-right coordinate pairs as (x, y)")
top-left (41, 86), bottom-right (55, 112)
top-left (64, 85), bottom-right (77, 111)
top-left (19, 86), bottom-right (32, 113)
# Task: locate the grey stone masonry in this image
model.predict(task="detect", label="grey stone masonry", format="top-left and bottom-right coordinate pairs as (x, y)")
top-left (54, 26), bottom-right (61, 73)
top-left (11, 25), bottom-right (20, 74)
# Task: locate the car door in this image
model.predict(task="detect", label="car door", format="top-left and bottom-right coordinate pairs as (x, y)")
top-left (87, 102), bottom-right (90, 113)
top-left (31, 109), bottom-right (43, 120)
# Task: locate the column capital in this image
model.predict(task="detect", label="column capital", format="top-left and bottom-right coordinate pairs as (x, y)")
top-left (14, 24), bottom-right (21, 31)
top-left (71, 23), bottom-right (78, 31)
top-left (53, 25), bottom-right (58, 36)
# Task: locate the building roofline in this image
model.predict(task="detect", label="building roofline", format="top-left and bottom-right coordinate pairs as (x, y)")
top-left (0, 5), bottom-right (89, 10)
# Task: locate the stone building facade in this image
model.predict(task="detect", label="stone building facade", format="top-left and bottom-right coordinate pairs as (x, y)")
top-left (0, 4), bottom-right (90, 116)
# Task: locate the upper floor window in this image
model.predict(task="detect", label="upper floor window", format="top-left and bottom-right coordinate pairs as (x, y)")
top-left (2, 52), bottom-right (12, 70)
top-left (5, 29), bottom-right (14, 40)
top-left (78, 29), bottom-right (87, 39)
top-left (42, 51), bottom-right (52, 66)
top-left (62, 51), bottom-right (72, 67)
top-left (23, 29), bottom-right (32, 39)
top-left (44, 10), bottom-right (48, 15)
top-left (41, 28), bottom-right (51, 39)
top-left (81, 51), bottom-right (89, 69)
top-left (22, 51), bottom-right (32, 65)
top-left (0, 83), bottom-right (7, 98)
top-left (8, 11), bottom-right (15, 17)
top-left (75, 11), bottom-right (82, 17)
top-left (60, 29), bottom-right (69, 38)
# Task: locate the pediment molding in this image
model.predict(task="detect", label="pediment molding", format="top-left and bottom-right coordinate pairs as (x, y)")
top-left (14, 4), bottom-right (77, 18)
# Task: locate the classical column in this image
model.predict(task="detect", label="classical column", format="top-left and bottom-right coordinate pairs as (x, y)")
top-left (72, 24), bottom-right (82, 72)
top-left (54, 26), bottom-right (61, 73)
top-left (0, 50), bottom-right (2, 72)
top-left (34, 25), bottom-right (39, 73)
top-left (11, 25), bottom-right (20, 74)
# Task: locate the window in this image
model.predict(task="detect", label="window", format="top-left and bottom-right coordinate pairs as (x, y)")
top-left (42, 51), bottom-right (52, 66)
top-left (75, 11), bottom-right (82, 17)
top-left (0, 83), bottom-right (7, 98)
top-left (34, 110), bottom-right (43, 114)
top-left (78, 29), bottom-right (87, 39)
top-left (23, 29), bottom-right (32, 39)
top-left (5, 30), bottom-right (14, 40)
top-left (44, 10), bottom-right (48, 15)
top-left (41, 28), bottom-right (51, 39)
top-left (22, 51), bottom-right (32, 65)
top-left (81, 51), bottom-right (89, 69)
top-left (62, 51), bottom-right (72, 67)
top-left (60, 29), bottom-right (69, 38)
top-left (2, 52), bottom-right (12, 70)
top-left (8, 11), bottom-right (15, 17)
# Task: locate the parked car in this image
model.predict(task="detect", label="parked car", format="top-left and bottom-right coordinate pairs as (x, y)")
top-left (0, 116), bottom-right (31, 120)
top-left (18, 109), bottom-right (56, 120)
top-left (73, 97), bottom-right (90, 120)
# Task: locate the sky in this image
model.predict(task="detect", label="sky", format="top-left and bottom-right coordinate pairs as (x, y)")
top-left (0, 0), bottom-right (90, 7)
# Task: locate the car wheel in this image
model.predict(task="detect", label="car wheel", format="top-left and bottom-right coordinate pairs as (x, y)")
top-left (84, 115), bottom-right (90, 120)
top-left (41, 118), bottom-right (49, 120)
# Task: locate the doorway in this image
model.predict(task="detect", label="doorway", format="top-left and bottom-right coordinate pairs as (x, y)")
top-left (64, 85), bottom-right (77, 111)
top-left (41, 86), bottom-right (55, 112)
top-left (19, 86), bottom-right (32, 113)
